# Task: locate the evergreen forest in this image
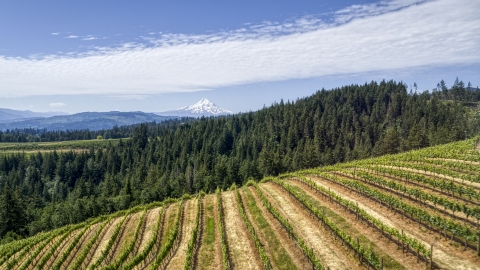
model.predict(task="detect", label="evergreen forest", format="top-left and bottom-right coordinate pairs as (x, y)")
top-left (1, 79), bottom-right (479, 243)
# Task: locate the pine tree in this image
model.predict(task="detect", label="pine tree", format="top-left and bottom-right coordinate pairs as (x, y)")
top-left (0, 186), bottom-right (27, 238)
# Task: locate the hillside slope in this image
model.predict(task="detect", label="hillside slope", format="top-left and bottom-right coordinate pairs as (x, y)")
top-left (0, 111), bottom-right (175, 131)
top-left (2, 138), bottom-right (480, 269)
top-left (0, 108), bottom-right (66, 122)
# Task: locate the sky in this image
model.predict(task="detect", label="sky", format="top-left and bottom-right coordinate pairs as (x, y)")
top-left (0, 0), bottom-right (479, 114)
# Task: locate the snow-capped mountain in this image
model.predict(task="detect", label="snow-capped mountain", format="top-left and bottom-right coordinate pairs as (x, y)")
top-left (156, 98), bottom-right (233, 117)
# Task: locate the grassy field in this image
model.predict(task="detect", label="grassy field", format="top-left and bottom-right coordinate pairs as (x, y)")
top-left (2, 138), bottom-right (480, 269)
top-left (0, 138), bottom-right (125, 153)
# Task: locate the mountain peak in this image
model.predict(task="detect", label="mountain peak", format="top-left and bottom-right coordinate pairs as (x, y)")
top-left (157, 99), bottom-right (232, 117)
top-left (197, 98), bottom-right (213, 105)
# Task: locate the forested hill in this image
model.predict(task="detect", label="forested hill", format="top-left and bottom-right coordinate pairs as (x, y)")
top-left (1, 79), bottom-right (480, 241)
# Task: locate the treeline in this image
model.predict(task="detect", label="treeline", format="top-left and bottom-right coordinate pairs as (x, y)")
top-left (0, 119), bottom-right (190, 143)
top-left (1, 79), bottom-right (479, 242)
top-left (435, 78), bottom-right (480, 102)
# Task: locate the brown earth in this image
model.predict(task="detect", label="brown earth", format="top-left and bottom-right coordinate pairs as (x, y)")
top-left (23, 232), bottom-right (66, 270)
top-left (142, 203), bottom-right (178, 270)
top-left (380, 165), bottom-right (480, 189)
top-left (308, 175), bottom-right (480, 270)
top-left (337, 170), bottom-right (479, 225)
top-left (108, 211), bottom-right (143, 264)
top-left (85, 217), bottom-right (123, 268)
top-left (166, 198), bottom-right (199, 269)
top-left (137, 207), bottom-right (162, 253)
top-left (62, 221), bottom-right (103, 269)
top-left (428, 158), bottom-right (480, 166)
top-left (355, 167), bottom-right (480, 206)
top-left (288, 179), bottom-right (420, 270)
top-left (261, 182), bottom-right (358, 270)
top-left (222, 191), bottom-right (263, 270)
top-left (197, 194), bottom-right (222, 269)
top-left (246, 186), bottom-right (311, 269)
top-left (43, 228), bottom-right (82, 269)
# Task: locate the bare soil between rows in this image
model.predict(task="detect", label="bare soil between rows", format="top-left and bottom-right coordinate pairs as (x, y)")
top-left (222, 191), bottom-right (263, 270)
top-left (308, 175), bottom-right (480, 270)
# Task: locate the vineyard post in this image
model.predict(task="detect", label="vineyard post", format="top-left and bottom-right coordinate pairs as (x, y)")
top-left (356, 237), bottom-right (360, 262)
top-left (430, 244), bottom-right (433, 270)
top-left (477, 231), bottom-right (480, 256)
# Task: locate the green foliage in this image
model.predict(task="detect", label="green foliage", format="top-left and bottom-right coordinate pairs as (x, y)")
top-left (149, 200), bottom-right (184, 270)
top-left (120, 205), bottom-right (167, 270)
top-left (294, 175), bottom-right (430, 258)
top-left (313, 171), bottom-right (477, 245)
top-left (252, 182), bottom-right (323, 269)
top-left (51, 217), bottom-right (106, 270)
top-left (101, 208), bottom-right (147, 270)
top-left (69, 218), bottom-right (113, 270)
top-left (1, 80), bottom-right (480, 242)
top-left (88, 210), bottom-right (131, 269)
top-left (274, 178), bottom-right (383, 269)
top-left (184, 194), bottom-right (203, 270)
top-left (234, 187), bottom-right (272, 269)
top-left (353, 170), bottom-right (480, 220)
top-left (216, 188), bottom-right (230, 270)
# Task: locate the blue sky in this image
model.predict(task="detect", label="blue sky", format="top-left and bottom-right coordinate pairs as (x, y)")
top-left (0, 0), bottom-right (479, 114)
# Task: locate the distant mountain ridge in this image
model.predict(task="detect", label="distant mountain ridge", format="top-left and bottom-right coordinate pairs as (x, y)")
top-left (157, 98), bottom-right (232, 117)
top-left (0, 108), bottom-right (67, 122)
top-left (0, 99), bottom-right (230, 131)
top-left (0, 111), bottom-right (174, 131)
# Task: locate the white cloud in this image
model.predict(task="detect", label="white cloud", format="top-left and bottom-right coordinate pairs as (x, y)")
top-left (0, 0), bottom-right (479, 98)
top-left (51, 32), bottom-right (60, 36)
top-left (82, 36), bottom-right (98, 41)
top-left (65, 35), bottom-right (78, 39)
top-left (334, 0), bottom-right (430, 24)
top-left (106, 95), bottom-right (149, 100)
top-left (49, 103), bottom-right (66, 107)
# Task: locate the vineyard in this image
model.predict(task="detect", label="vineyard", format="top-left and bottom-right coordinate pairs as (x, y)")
top-left (2, 138), bottom-right (480, 269)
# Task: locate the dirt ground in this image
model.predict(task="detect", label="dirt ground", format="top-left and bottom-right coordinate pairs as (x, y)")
top-left (19, 232), bottom-right (66, 269)
top-left (109, 211), bottom-right (143, 263)
top-left (166, 198), bottom-right (199, 269)
top-left (197, 194), bottom-right (222, 269)
top-left (337, 170), bottom-right (479, 225)
top-left (356, 167), bottom-right (480, 206)
top-left (222, 191), bottom-right (263, 270)
top-left (62, 221), bottom-right (103, 269)
top-left (261, 182), bottom-right (358, 270)
top-left (308, 175), bottom-right (480, 270)
top-left (246, 186), bottom-right (311, 269)
top-left (143, 203), bottom-right (178, 269)
top-left (288, 179), bottom-right (422, 270)
top-left (85, 217), bottom-right (123, 268)
top-left (43, 228), bottom-right (82, 269)
top-left (380, 165), bottom-right (480, 189)
top-left (354, 168), bottom-right (480, 222)
top-left (137, 207), bottom-right (162, 253)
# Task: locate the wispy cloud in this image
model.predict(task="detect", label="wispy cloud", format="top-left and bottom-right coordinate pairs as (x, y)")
top-left (65, 35), bottom-right (78, 39)
top-left (82, 36), bottom-right (98, 41)
top-left (49, 103), bottom-right (66, 107)
top-left (51, 32), bottom-right (60, 36)
top-left (334, 0), bottom-right (430, 24)
top-left (106, 95), bottom-right (149, 100)
top-left (0, 0), bottom-right (479, 98)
